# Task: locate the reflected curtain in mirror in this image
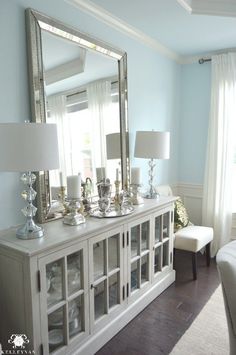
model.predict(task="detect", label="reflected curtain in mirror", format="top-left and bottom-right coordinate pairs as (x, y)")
top-left (48, 80), bottom-right (120, 193)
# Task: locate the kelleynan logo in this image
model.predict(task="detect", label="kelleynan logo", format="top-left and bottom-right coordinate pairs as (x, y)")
top-left (8, 335), bottom-right (29, 349)
top-left (0, 335), bottom-right (35, 354)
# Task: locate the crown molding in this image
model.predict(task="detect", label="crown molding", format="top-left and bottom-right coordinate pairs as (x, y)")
top-left (176, 0), bottom-right (192, 13)
top-left (177, 0), bottom-right (236, 17)
top-left (66, 0), bottom-right (182, 63)
top-left (64, 0), bottom-right (236, 65)
top-left (45, 56), bottom-right (86, 85)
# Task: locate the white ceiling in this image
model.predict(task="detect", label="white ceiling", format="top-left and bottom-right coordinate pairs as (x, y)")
top-left (42, 29), bottom-right (118, 96)
top-left (69, 0), bottom-right (236, 61)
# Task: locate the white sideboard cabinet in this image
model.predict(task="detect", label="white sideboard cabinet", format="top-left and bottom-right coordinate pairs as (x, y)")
top-left (0, 197), bottom-right (176, 355)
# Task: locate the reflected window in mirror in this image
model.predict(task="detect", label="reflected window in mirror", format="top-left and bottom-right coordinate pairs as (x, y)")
top-left (47, 80), bottom-right (120, 196)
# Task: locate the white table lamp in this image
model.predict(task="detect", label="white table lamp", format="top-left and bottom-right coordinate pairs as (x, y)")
top-left (106, 132), bottom-right (121, 160)
top-left (134, 130), bottom-right (170, 199)
top-left (0, 122), bottom-right (59, 239)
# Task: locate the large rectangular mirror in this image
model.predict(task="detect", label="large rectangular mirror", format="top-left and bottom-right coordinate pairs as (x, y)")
top-left (26, 8), bottom-right (129, 223)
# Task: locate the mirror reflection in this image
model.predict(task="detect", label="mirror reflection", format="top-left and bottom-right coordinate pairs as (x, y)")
top-left (26, 9), bottom-right (129, 222)
top-left (42, 31), bottom-right (120, 198)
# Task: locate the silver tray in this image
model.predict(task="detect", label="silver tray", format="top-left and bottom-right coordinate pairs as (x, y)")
top-left (90, 206), bottom-right (134, 218)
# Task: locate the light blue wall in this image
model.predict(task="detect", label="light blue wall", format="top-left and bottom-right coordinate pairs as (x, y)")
top-left (128, 42), bottom-right (181, 188)
top-left (179, 63), bottom-right (211, 184)
top-left (0, 0), bottom-right (181, 229)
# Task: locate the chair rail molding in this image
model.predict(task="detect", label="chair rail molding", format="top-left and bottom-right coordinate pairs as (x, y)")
top-left (177, 182), bottom-right (203, 197)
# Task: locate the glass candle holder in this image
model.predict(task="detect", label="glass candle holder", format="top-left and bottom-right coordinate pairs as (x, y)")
top-left (130, 184), bottom-right (144, 205)
top-left (63, 198), bottom-right (85, 225)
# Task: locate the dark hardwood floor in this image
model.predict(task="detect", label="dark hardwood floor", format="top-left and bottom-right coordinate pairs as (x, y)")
top-left (96, 250), bottom-right (220, 355)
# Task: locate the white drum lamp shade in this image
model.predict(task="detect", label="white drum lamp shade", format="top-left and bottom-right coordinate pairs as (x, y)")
top-left (0, 123), bottom-right (59, 172)
top-left (134, 130), bottom-right (170, 199)
top-left (106, 132), bottom-right (121, 160)
top-left (0, 122), bottom-right (59, 239)
top-left (134, 131), bottom-right (170, 159)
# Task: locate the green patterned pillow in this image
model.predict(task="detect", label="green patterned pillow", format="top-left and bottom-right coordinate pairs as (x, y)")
top-left (174, 197), bottom-right (191, 231)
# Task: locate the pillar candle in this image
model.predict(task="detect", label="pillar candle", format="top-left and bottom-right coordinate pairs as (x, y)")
top-left (59, 171), bottom-right (65, 187)
top-left (96, 167), bottom-right (106, 182)
top-left (116, 168), bottom-right (120, 181)
top-left (131, 167), bottom-right (141, 185)
top-left (67, 175), bottom-right (81, 199)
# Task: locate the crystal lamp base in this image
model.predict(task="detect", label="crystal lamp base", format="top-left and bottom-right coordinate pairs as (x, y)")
top-left (17, 171), bottom-right (44, 240)
top-left (16, 218), bottom-right (44, 239)
top-left (144, 190), bottom-right (159, 199)
top-left (144, 158), bottom-right (160, 199)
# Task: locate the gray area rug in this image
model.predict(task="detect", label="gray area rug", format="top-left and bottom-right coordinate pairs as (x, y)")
top-left (170, 285), bottom-right (229, 355)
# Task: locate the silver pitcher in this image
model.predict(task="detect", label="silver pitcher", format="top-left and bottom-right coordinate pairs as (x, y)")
top-left (97, 179), bottom-right (111, 214)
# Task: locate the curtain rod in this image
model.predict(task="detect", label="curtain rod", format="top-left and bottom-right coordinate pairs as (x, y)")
top-left (199, 58), bottom-right (212, 64)
top-left (66, 80), bottom-right (118, 98)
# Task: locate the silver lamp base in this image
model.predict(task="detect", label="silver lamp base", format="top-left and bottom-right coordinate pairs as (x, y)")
top-left (16, 220), bottom-right (44, 240)
top-left (144, 190), bottom-right (160, 199)
top-left (144, 158), bottom-right (160, 199)
top-left (16, 171), bottom-right (44, 240)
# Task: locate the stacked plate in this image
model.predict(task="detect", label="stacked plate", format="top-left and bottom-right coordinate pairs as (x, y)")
top-left (48, 300), bottom-right (81, 347)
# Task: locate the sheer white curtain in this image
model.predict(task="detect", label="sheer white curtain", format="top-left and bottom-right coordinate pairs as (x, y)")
top-left (202, 53), bottom-right (236, 256)
top-left (47, 95), bottom-right (70, 187)
top-left (87, 80), bottom-right (112, 178)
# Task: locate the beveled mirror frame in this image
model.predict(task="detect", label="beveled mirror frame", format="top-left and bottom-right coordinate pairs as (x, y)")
top-left (25, 8), bottom-right (129, 223)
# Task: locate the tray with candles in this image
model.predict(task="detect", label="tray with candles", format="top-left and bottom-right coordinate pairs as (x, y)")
top-left (90, 205), bottom-right (134, 218)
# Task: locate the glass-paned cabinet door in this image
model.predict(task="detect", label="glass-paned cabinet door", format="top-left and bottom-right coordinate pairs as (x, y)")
top-left (39, 241), bottom-right (88, 355)
top-left (131, 225), bottom-right (139, 258)
top-left (128, 216), bottom-right (151, 301)
top-left (46, 258), bottom-right (64, 308)
top-left (89, 227), bottom-right (124, 332)
top-left (153, 209), bottom-right (173, 278)
top-left (163, 212), bottom-right (171, 241)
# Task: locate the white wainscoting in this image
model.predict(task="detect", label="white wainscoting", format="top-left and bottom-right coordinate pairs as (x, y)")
top-left (232, 215), bottom-right (236, 239)
top-left (171, 182), bottom-right (236, 239)
top-left (171, 183), bottom-right (203, 225)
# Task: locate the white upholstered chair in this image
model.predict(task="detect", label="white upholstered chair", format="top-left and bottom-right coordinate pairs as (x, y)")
top-left (156, 185), bottom-right (213, 280)
top-left (216, 241), bottom-right (236, 355)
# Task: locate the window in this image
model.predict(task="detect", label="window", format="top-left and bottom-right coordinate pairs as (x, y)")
top-left (48, 81), bottom-right (120, 195)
